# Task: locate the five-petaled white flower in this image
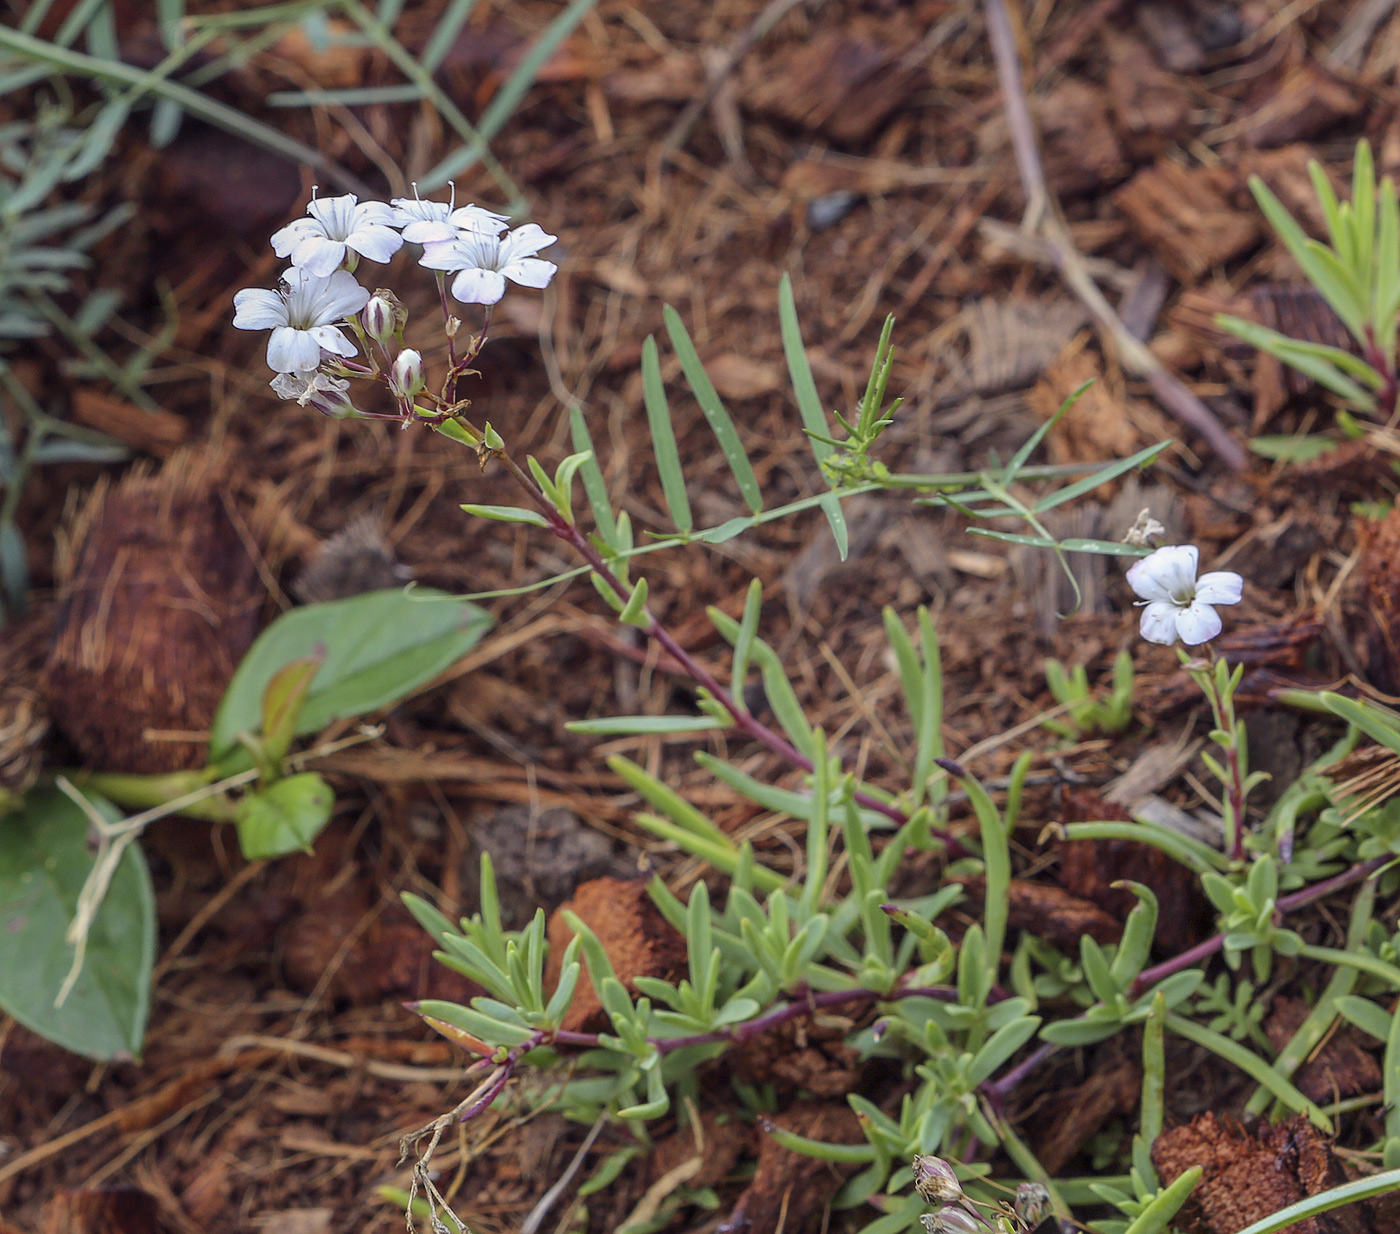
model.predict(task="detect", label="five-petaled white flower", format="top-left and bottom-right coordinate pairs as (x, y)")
top-left (419, 223), bottom-right (558, 305)
top-left (390, 196), bottom-right (509, 246)
top-left (271, 193), bottom-right (403, 277)
top-left (1126, 545), bottom-right (1243, 646)
top-left (233, 267), bottom-right (370, 373)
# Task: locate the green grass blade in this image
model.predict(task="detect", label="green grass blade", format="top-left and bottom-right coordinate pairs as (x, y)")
top-left (421, 0), bottom-right (478, 72)
top-left (1234, 1170), bottom-right (1400, 1234)
top-left (568, 404), bottom-right (618, 544)
top-left (419, 0), bottom-right (598, 193)
top-left (664, 306), bottom-right (762, 515)
top-left (0, 24), bottom-right (370, 196)
top-left (778, 274), bottom-right (847, 556)
top-left (641, 335), bottom-right (693, 533)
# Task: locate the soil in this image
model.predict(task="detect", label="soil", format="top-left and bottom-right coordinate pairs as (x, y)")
top-left (3, 1), bottom-right (1400, 1232)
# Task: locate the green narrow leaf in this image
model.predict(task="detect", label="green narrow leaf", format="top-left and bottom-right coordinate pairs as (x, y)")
top-left (778, 273), bottom-right (848, 556)
top-left (640, 335), bottom-right (692, 534)
top-left (568, 406), bottom-right (618, 544)
top-left (729, 578), bottom-right (764, 713)
top-left (664, 305), bottom-right (762, 515)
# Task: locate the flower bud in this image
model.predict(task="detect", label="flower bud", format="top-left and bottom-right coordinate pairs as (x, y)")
top-left (913, 1156), bottom-right (962, 1205)
top-left (362, 288), bottom-right (406, 343)
top-left (391, 348), bottom-right (425, 398)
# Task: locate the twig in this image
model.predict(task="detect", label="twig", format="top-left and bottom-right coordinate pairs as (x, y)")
top-left (980, 0), bottom-right (1248, 471)
top-left (519, 1113), bottom-right (610, 1234)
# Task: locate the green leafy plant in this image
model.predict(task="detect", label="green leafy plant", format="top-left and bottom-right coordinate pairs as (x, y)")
top-left (1041, 650), bottom-right (1135, 740)
top-left (0, 588), bottom-right (489, 1059)
top-left (1218, 138), bottom-right (1400, 425)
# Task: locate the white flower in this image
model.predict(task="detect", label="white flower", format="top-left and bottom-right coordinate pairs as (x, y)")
top-left (390, 196), bottom-right (509, 245)
top-left (419, 223), bottom-right (558, 305)
top-left (233, 267), bottom-right (370, 373)
top-left (270, 369), bottom-right (349, 406)
top-left (271, 193), bottom-right (403, 277)
top-left (1126, 545), bottom-right (1243, 646)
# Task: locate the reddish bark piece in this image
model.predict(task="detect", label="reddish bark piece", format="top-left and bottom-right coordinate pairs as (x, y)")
top-left (648, 1111), bottom-right (753, 1188)
top-left (40, 1187), bottom-right (160, 1234)
top-left (1028, 337), bottom-right (1140, 471)
top-left (953, 875), bottom-right (1123, 951)
top-left (1036, 79), bottom-right (1129, 196)
top-left (1114, 159), bottom-right (1258, 282)
top-left (743, 32), bottom-right (921, 143)
top-left (70, 390), bottom-right (188, 458)
top-left (719, 1103), bottom-right (864, 1234)
top-left (1151, 1112), bottom-right (1372, 1234)
top-left (1361, 505), bottom-right (1400, 694)
top-left (1056, 788), bottom-right (1211, 955)
top-left (42, 448), bottom-right (264, 774)
top-left (1104, 30), bottom-right (1191, 146)
top-left (545, 877), bottom-right (688, 1034)
top-left (281, 882), bottom-right (477, 1005)
top-left (1265, 997), bottom-right (1380, 1104)
top-left (1237, 64), bottom-right (1362, 150)
top-left (1032, 1050), bottom-right (1141, 1174)
top-left (732, 1015), bottom-right (863, 1098)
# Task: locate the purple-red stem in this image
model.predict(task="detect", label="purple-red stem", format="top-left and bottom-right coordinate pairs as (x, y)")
top-left (493, 450), bottom-right (971, 858)
top-left (1362, 325), bottom-right (1398, 420)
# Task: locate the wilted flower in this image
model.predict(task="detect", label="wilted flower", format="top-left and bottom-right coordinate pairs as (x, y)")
top-left (920, 1208), bottom-right (982, 1234)
top-left (233, 267), bottom-right (370, 373)
top-left (269, 370), bottom-right (357, 417)
top-left (419, 223), bottom-right (558, 305)
top-left (1123, 507), bottom-right (1166, 548)
top-left (1126, 544), bottom-right (1243, 646)
top-left (391, 195), bottom-right (509, 245)
top-left (1014, 1182), bottom-right (1050, 1228)
top-left (913, 1156), bottom-right (963, 1205)
top-left (271, 193), bottom-right (403, 276)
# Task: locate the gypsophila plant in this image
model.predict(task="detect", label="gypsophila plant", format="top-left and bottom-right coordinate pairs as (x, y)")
top-left (214, 185), bottom-right (1400, 1234)
top-left (1219, 138), bottom-right (1400, 428)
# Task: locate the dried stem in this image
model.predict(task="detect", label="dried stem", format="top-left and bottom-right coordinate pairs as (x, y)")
top-left (980, 0), bottom-right (1247, 470)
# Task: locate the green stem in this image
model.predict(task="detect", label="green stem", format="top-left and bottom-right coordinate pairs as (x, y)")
top-left (77, 766), bottom-right (236, 822)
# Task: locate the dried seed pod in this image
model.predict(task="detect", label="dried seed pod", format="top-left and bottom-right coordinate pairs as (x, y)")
top-left (920, 1207), bottom-right (982, 1234)
top-left (292, 513), bottom-right (409, 603)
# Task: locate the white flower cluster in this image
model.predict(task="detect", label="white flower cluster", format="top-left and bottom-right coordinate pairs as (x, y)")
top-left (232, 190), bottom-right (558, 397)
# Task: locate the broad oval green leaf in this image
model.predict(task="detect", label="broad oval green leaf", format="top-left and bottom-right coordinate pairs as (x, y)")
top-left (0, 787), bottom-right (154, 1060)
top-left (235, 772), bottom-right (334, 860)
top-left (209, 588), bottom-right (491, 760)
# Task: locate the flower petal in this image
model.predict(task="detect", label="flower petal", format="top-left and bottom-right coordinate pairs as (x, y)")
top-left (306, 194), bottom-right (358, 237)
top-left (314, 270), bottom-right (371, 322)
top-left (270, 218), bottom-right (318, 256)
top-left (450, 267), bottom-right (507, 304)
top-left (1175, 601), bottom-right (1222, 646)
top-left (503, 257), bottom-right (557, 289)
top-left (352, 200), bottom-right (398, 227)
top-left (267, 326), bottom-right (321, 373)
top-left (1126, 544), bottom-right (1198, 603)
top-left (1138, 601), bottom-right (1180, 645)
top-left (401, 219), bottom-right (456, 245)
top-left (292, 235), bottom-right (348, 277)
top-left (346, 223), bottom-right (404, 264)
top-left (1194, 571), bottom-right (1243, 606)
top-left (500, 223), bottom-right (556, 260)
top-left (308, 324), bottom-right (357, 357)
top-left (418, 238), bottom-right (472, 270)
top-left (232, 288), bottom-right (287, 330)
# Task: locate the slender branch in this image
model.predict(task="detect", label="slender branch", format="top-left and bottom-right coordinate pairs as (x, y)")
top-left (492, 448), bottom-right (971, 857)
top-left (980, 0), bottom-right (1247, 470)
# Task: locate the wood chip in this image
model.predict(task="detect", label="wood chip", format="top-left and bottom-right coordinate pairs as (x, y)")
top-left (1113, 159), bottom-right (1258, 282)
